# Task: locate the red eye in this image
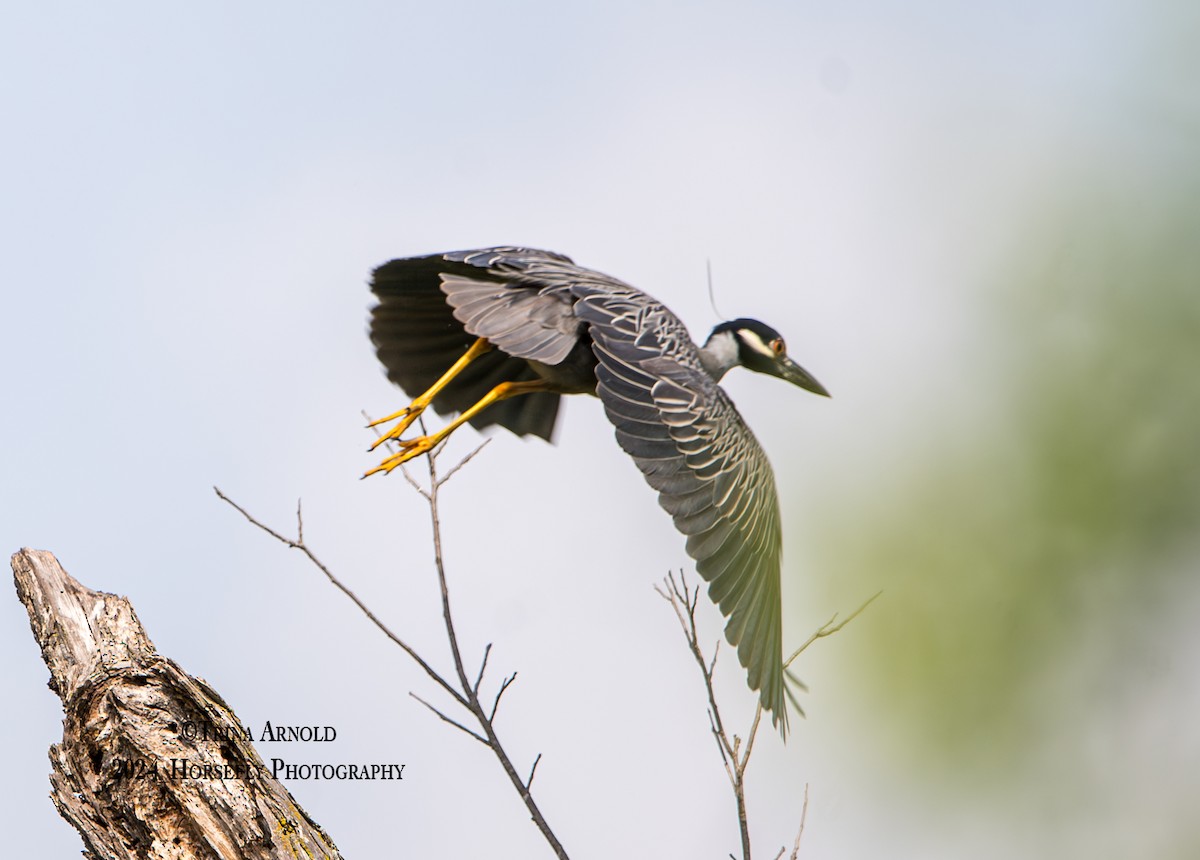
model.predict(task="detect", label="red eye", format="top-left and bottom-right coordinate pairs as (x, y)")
top-left (771, 339), bottom-right (786, 356)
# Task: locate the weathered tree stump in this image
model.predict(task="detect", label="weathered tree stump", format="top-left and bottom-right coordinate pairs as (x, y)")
top-left (11, 548), bottom-right (343, 860)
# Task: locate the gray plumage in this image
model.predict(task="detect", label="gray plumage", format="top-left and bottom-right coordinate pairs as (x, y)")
top-left (369, 247), bottom-right (829, 733)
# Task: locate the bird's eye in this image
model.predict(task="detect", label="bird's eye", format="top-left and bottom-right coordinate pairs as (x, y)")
top-left (770, 339), bottom-right (786, 356)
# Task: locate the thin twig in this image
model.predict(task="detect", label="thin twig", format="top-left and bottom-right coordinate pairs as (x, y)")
top-left (526, 753), bottom-right (543, 790)
top-left (399, 464), bottom-right (430, 500)
top-left (783, 591), bottom-right (881, 670)
top-left (437, 438), bottom-right (492, 487)
top-left (490, 673), bottom-right (518, 722)
top-left (410, 692), bottom-right (490, 746)
top-left (707, 709), bottom-right (735, 778)
top-left (739, 707), bottom-right (763, 772)
top-left (741, 591), bottom-right (882, 789)
top-left (473, 643), bottom-right (493, 696)
top-left (656, 574), bottom-right (738, 768)
top-left (788, 784), bottom-right (810, 860)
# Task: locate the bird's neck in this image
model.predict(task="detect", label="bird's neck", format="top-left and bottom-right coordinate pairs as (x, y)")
top-left (698, 330), bottom-right (740, 381)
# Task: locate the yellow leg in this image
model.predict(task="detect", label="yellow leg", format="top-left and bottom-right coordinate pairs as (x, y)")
top-left (364, 379), bottom-right (551, 477)
top-left (369, 338), bottom-right (492, 451)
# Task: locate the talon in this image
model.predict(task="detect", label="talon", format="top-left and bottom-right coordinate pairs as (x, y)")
top-left (363, 377), bottom-right (550, 480)
top-left (364, 434), bottom-right (439, 477)
top-left (368, 407), bottom-right (426, 451)
top-left (366, 407), bottom-right (412, 428)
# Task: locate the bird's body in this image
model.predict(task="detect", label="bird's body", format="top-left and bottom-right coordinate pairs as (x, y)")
top-left (367, 247), bottom-right (828, 733)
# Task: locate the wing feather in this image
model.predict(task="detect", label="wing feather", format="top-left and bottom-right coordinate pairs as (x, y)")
top-left (571, 283), bottom-right (789, 733)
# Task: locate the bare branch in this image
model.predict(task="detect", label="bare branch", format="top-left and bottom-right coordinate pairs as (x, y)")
top-left (734, 593), bottom-right (880, 761)
top-left (660, 571), bottom-right (876, 860)
top-left (659, 569), bottom-right (749, 858)
top-left (738, 707), bottom-right (763, 776)
top-left (214, 486), bottom-right (467, 709)
top-left (399, 464), bottom-right (430, 500)
top-left (788, 784), bottom-right (810, 860)
top-left (708, 709), bottom-right (736, 785)
top-left (215, 485), bottom-right (302, 548)
top-left (658, 571), bottom-right (737, 766)
top-left (437, 438), bottom-right (492, 487)
top-left (784, 591), bottom-right (881, 671)
top-left (417, 445), bottom-right (570, 859)
top-left (223, 416), bottom-right (571, 859)
top-left (410, 692), bottom-right (490, 746)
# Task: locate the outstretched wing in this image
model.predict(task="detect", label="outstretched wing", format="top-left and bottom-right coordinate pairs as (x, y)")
top-left (370, 248), bottom-right (578, 440)
top-left (570, 281), bottom-right (788, 733)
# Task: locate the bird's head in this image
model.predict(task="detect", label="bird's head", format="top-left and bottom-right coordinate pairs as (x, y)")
top-left (704, 319), bottom-right (830, 397)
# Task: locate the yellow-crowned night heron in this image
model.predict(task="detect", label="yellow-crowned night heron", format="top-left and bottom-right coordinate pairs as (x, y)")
top-left (366, 247), bottom-right (828, 733)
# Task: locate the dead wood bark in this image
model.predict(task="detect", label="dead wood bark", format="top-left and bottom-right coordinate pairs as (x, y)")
top-left (11, 548), bottom-right (343, 860)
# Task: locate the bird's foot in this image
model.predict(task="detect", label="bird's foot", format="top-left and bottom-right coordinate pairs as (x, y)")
top-left (362, 433), bottom-right (440, 478)
top-left (367, 402), bottom-right (429, 451)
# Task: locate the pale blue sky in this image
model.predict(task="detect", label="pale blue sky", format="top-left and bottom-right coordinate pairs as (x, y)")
top-left (3, 2), bottom-right (1195, 857)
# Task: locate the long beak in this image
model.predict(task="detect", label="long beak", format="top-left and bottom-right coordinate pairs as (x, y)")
top-left (779, 357), bottom-right (830, 398)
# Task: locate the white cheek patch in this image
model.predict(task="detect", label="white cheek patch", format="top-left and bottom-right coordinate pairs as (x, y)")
top-left (739, 329), bottom-right (777, 359)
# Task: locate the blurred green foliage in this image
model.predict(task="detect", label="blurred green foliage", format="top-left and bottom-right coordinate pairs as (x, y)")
top-left (818, 175), bottom-right (1200, 785)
